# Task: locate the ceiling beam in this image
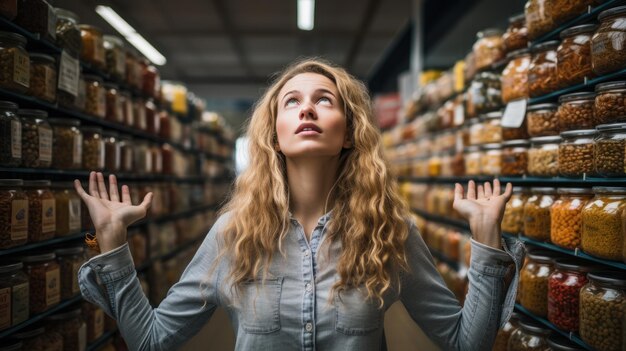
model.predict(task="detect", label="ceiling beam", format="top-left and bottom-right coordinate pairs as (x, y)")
top-left (211, 0), bottom-right (256, 78)
top-left (344, 0), bottom-right (382, 71)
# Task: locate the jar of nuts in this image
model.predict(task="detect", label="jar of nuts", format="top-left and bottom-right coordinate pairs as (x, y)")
top-left (579, 271), bottom-right (626, 351)
top-left (550, 188), bottom-right (593, 250)
top-left (547, 259), bottom-right (594, 333)
top-left (557, 24), bottom-right (596, 88)
top-left (501, 49), bottom-right (531, 104)
top-left (502, 187), bottom-right (529, 234)
top-left (594, 123), bottom-right (626, 177)
top-left (528, 41), bottom-right (560, 98)
top-left (592, 6), bottom-right (626, 76)
top-left (103, 131), bottom-right (120, 172)
top-left (21, 252), bottom-right (60, 314)
top-left (78, 24), bottom-right (105, 69)
top-left (524, 187), bottom-right (556, 241)
top-left (0, 262), bottom-right (29, 331)
top-left (528, 136), bottom-right (560, 177)
top-left (492, 312), bottom-right (520, 351)
top-left (19, 109), bottom-right (52, 168)
top-left (48, 118), bottom-right (82, 169)
top-left (526, 103), bottom-right (559, 137)
top-left (0, 31), bottom-right (30, 94)
top-left (525, 0), bottom-right (556, 41)
top-left (0, 101), bottom-right (22, 167)
top-left (54, 8), bottom-right (81, 56)
top-left (473, 29), bottom-right (505, 72)
top-left (54, 246), bottom-right (84, 300)
top-left (557, 92), bottom-right (596, 131)
top-left (11, 326), bottom-right (63, 351)
top-left (466, 72), bottom-right (502, 119)
top-left (119, 135), bottom-right (134, 173)
top-left (480, 143), bottom-right (502, 176)
top-left (480, 111), bottom-right (503, 144)
top-left (27, 53), bottom-right (57, 103)
top-left (582, 187), bottom-right (626, 261)
top-left (46, 308), bottom-right (87, 351)
top-left (23, 180), bottom-right (55, 243)
top-left (0, 179), bottom-right (28, 249)
top-left (503, 14), bottom-right (528, 53)
top-left (520, 250), bottom-right (555, 317)
top-left (103, 35), bottom-right (125, 81)
top-left (503, 115), bottom-right (530, 141)
top-left (558, 129), bottom-right (596, 177)
top-left (81, 126), bottom-right (104, 171)
top-left (501, 139), bottom-right (529, 176)
top-left (104, 83), bottom-right (123, 124)
top-left (83, 75), bottom-right (105, 118)
top-left (463, 146), bottom-right (481, 176)
top-left (594, 81), bottom-right (626, 125)
top-left (52, 182), bottom-right (81, 237)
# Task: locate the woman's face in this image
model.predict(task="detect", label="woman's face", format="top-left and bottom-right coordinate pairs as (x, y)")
top-left (275, 73), bottom-right (351, 158)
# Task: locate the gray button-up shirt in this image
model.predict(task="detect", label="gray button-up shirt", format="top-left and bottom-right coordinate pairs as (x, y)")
top-left (78, 212), bottom-right (525, 351)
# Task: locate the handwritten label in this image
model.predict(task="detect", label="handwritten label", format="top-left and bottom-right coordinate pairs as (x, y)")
top-left (69, 198), bottom-right (82, 232)
top-left (13, 50), bottom-right (30, 88)
top-left (11, 120), bottom-right (21, 159)
top-left (39, 127), bottom-right (52, 163)
top-left (73, 133), bottom-right (83, 165)
top-left (502, 99), bottom-right (527, 128)
top-left (58, 51), bottom-right (79, 97)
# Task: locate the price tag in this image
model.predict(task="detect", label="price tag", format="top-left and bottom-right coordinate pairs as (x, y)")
top-left (502, 99), bottom-right (527, 128)
top-left (58, 50), bottom-right (79, 97)
top-left (454, 104), bottom-right (465, 126)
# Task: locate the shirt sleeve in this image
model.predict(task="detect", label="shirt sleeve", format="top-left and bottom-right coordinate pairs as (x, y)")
top-left (78, 214), bottom-right (229, 351)
top-left (399, 222), bottom-right (525, 351)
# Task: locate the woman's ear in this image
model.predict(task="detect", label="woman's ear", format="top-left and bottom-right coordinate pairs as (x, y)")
top-left (343, 131), bottom-right (353, 149)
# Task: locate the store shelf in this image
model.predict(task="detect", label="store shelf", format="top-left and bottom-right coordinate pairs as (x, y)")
top-left (0, 294), bottom-right (83, 339)
top-left (412, 208), bottom-right (469, 231)
top-left (400, 176), bottom-right (626, 187)
top-left (514, 304), bottom-right (593, 351)
top-left (87, 328), bottom-right (119, 351)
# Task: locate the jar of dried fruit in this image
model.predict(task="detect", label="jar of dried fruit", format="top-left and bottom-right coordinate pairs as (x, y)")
top-left (83, 75), bottom-right (105, 118)
top-left (525, 0), bottom-right (556, 41)
top-left (592, 6), bottom-right (626, 76)
top-left (528, 41), bottom-right (560, 98)
top-left (23, 180), bottom-right (55, 243)
top-left (548, 259), bottom-right (594, 333)
top-left (463, 146), bottom-right (481, 176)
top-left (557, 24), bottom-right (596, 88)
top-left (78, 24), bottom-right (105, 69)
top-left (550, 188), bottom-right (593, 250)
top-left (480, 143), bottom-right (502, 176)
top-left (520, 250), bottom-right (555, 317)
top-left (104, 83), bottom-right (123, 124)
top-left (103, 35), bottom-right (125, 81)
top-left (581, 187), bottom-right (626, 261)
top-left (523, 187), bottom-right (556, 241)
top-left (479, 111), bottom-right (502, 144)
top-left (55, 8), bottom-right (81, 56)
top-left (473, 29), bottom-right (505, 71)
top-left (526, 103), bottom-right (559, 137)
top-left (27, 53), bottom-right (57, 103)
top-left (502, 187), bottom-right (529, 234)
top-left (492, 312), bottom-right (520, 351)
top-left (82, 126), bottom-right (104, 171)
top-left (465, 72), bottom-right (502, 118)
top-left (0, 31), bottom-right (30, 93)
top-left (558, 129), bottom-right (596, 178)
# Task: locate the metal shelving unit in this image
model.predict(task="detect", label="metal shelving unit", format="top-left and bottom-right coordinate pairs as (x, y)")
top-left (400, 176), bottom-right (626, 187)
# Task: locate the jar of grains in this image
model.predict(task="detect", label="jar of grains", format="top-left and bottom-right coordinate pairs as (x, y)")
top-left (46, 308), bottom-right (87, 351)
top-left (0, 31), bottom-right (30, 93)
top-left (594, 123), bottom-right (626, 177)
top-left (27, 53), bottom-right (57, 103)
top-left (473, 29), bottom-right (505, 71)
top-left (526, 103), bottom-right (559, 137)
top-left (550, 188), bottom-right (593, 250)
top-left (502, 187), bottom-right (528, 234)
top-left (19, 109), bottom-right (52, 168)
top-left (0, 262), bottom-right (29, 330)
top-left (501, 139), bottom-right (529, 176)
top-left (594, 81), bottom-right (626, 125)
top-left (0, 179), bottom-right (28, 249)
top-left (528, 41), bottom-right (560, 97)
top-left (78, 24), bottom-right (104, 69)
top-left (0, 101), bottom-right (22, 167)
top-left (52, 182), bottom-right (81, 237)
top-left (557, 92), bottom-right (596, 132)
top-left (54, 246), bottom-right (84, 300)
top-left (501, 49), bottom-right (531, 103)
top-left (23, 180), bottom-right (55, 243)
top-left (528, 136), bottom-right (560, 177)
top-left (82, 126), bottom-right (104, 171)
top-left (581, 187), bottom-right (626, 261)
top-left (520, 250), bottom-right (555, 317)
top-left (591, 6), bottom-right (626, 76)
top-left (523, 187), bottom-right (556, 241)
top-left (548, 259), bottom-right (594, 332)
top-left (11, 326), bottom-right (62, 351)
top-left (21, 252), bottom-right (60, 314)
top-left (557, 24), bottom-right (596, 88)
top-left (503, 14), bottom-right (528, 53)
top-left (507, 319), bottom-right (552, 351)
top-left (48, 118), bottom-right (82, 169)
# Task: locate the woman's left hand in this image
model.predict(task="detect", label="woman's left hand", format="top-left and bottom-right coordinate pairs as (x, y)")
top-left (453, 179), bottom-right (513, 249)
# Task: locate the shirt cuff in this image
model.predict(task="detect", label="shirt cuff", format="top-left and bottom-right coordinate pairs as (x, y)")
top-left (469, 238), bottom-right (514, 277)
top-left (85, 243), bottom-right (136, 284)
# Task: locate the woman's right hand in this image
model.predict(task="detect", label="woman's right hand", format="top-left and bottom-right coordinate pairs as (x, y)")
top-left (74, 172), bottom-right (153, 253)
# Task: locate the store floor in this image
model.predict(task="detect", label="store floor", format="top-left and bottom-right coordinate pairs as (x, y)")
top-left (181, 302), bottom-right (440, 350)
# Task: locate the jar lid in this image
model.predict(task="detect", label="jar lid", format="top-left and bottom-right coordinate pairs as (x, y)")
top-left (596, 122), bottom-right (626, 132)
top-left (527, 250), bottom-right (556, 263)
top-left (18, 109), bottom-right (48, 119)
top-left (558, 91), bottom-right (595, 103)
top-left (559, 129), bottom-right (597, 138)
top-left (560, 24), bottom-right (598, 39)
top-left (517, 319), bottom-right (552, 335)
top-left (526, 103), bottom-right (558, 112)
top-left (78, 24), bottom-right (103, 33)
top-left (547, 335), bottom-right (587, 351)
top-left (0, 101), bottom-right (18, 110)
top-left (477, 28), bottom-right (503, 38)
top-left (532, 40), bottom-right (560, 52)
top-left (0, 179), bottom-right (23, 186)
top-left (12, 326), bottom-right (45, 339)
top-left (103, 34), bottom-right (124, 46)
top-left (598, 5), bottom-right (626, 21)
top-left (0, 31), bottom-right (27, 46)
top-left (29, 53), bottom-right (56, 64)
top-left (512, 186), bottom-right (525, 193)
top-left (81, 126), bottom-right (103, 134)
top-left (556, 187), bottom-right (593, 195)
top-left (103, 82), bottom-right (119, 90)
top-left (47, 308), bottom-right (82, 321)
top-left (502, 139), bottom-right (529, 147)
top-left (55, 246), bottom-right (84, 256)
top-left (554, 258), bottom-right (595, 272)
top-left (587, 271), bottom-right (626, 287)
top-left (505, 48), bottom-right (530, 60)
top-left (530, 187), bottom-right (556, 194)
top-left (508, 13), bottom-right (525, 24)
top-left (592, 186), bottom-right (626, 194)
top-left (529, 135), bottom-right (562, 144)
top-left (0, 341), bottom-right (22, 351)
top-left (21, 252), bottom-right (56, 262)
top-left (483, 111), bottom-right (502, 120)
top-left (480, 143), bottom-right (502, 150)
top-left (23, 180), bottom-right (51, 187)
top-left (83, 74), bottom-right (104, 83)
top-left (595, 80), bottom-right (626, 92)
top-left (0, 262), bottom-right (23, 274)
top-left (48, 118), bottom-right (81, 127)
top-left (475, 71), bottom-right (500, 81)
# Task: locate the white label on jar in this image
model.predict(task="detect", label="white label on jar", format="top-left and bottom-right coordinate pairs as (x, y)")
top-left (454, 104), bottom-right (464, 126)
top-left (38, 127), bottom-right (52, 163)
top-left (72, 260), bottom-right (81, 295)
top-left (58, 50), bottom-right (79, 97)
top-left (0, 288), bottom-right (10, 330)
top-left (78, 323), bottom-right (87, 351)
top-left (69, 198), bottom-right (82, 232)
top-left (73, 133), bottom-right (83, 166)
top-left (11, 119), bottom-right (21, 159)
top-left (13, 50), bottom-right (30, 88)
top-left (41, 198), bottom-right (56, 233)
top-left (10, 199), bottom-right (28, 241)
top-left (502, 99), bottom-right (527, 128)
top-left (46, 268), bottom-right (60, 307)
top-left (12, 283), bottom-right (28, 325)
top-left (94, 308), bottom-right (104, 339)
top-left (115, 51), bottom-right (125, 76)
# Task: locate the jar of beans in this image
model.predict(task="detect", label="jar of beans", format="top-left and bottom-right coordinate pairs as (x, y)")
top-left (502, 187), bottom-right (528, 234)
top-left (27, 53), bottom-right (57, 103)
top-left (473, 29), bottom-right (505, 71)
top-left (557, 92), bottom-right (596, 132)
top-left (104, 83), bottom-right (123, 124)
top-left (548, 259), bottom-right (594, 332)
top-left (0, 101), bottom-right (22, 167)
top-left (594, 123), bottom-right (626, 177)
top-left (528, 136), bottom-right (560, 177)
top-left (582, 187), bottom-right (626, 261)
top-left (501, 139), bottom-right (529, 176)
top-left (507, 318), bottom-right (551, 351)
top-left (526, 103), bottom-right (559, 137)
top-left (54, 246), bottom-right (84, 300)
top-left (19, 109), bottom-right (52, 168)
top-left (480, 143), bottom-right (501, 176)
top-left (52, 182), bottom-right (81, 237)
top-left (82, 126), bottom-right (104, 171)
top-left (546, 335), bottom-right (587, 351)
top-left (23, 180), bottom-right (55, 243)
top-left (103, 131), bottom-right (120, 172)
top-left (503, 14), bottom-right (528, 53)
top-left (520, 250), bottom-right (555, 317)
top-left (21, 252), bottom-right (60, 314)
top-left (528, 41), bottom-right (559, 98)
top-left (594, 81), bottom-right (626, 125)
top-left (558, 129), bottom-right (596, 177)
top-left (0, 31), bottom-right (30, 94)
top-left (523, 187), bottom-right (556, 241)
top-left (591, 6), bottom-right (626, 76)
top-left (83, 75), bottom-right (105, 118)
top-left (78, 24), bottom-right (105, 69)
top-left (103, 35), bottom-right (125, 81)
top-left (579, 271), bottom-right (626, 351)
top-left (557, 24), bottom-right (596, 88)
top-left (492, 312), bottom-right (520, 351)
top-left (501, 49), bottom-right (531, 103)
top-left (0, 262), bottom-right (29, 330)
top-left (46, 308), bottom-right (87, 351)
top-left (119, 135), bottom-right (134, 173)
top-left (480, 111), bottom-right (502, 144)
top-left (11, 326), bottom-right (62, 351)
top-left (0, 179), bottom-right (28, 249)
top-left (48, 118), bottom-right (82, 170)
top-left (550, 188), bottom-right (593, 250)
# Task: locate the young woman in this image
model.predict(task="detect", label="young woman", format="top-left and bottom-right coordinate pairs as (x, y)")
top-left (76, 59), bottom-right (524, 351)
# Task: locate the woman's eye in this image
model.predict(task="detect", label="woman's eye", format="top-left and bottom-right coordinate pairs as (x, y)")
top-left (318, 97), bottom-right (331, 104)
top-left (285, 98), bottom-right (298, 107)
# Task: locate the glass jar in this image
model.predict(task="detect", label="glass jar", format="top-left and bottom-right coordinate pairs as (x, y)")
top-left (557, 92), bottom-right (596, 131)
top-left (73, 73), bottom-right (86, 112)
top-left (548, 259), bottom-right (593, 332)
top-left (473, 29), bottom-right (504, 71)
top-left (464, 146), bottom-right (481, 176)
top-left (481, 111), bottom-right (503, 144)
top-left (503, 116), bottom-right (530, 141)
top-left (12, 326), bottom-right (62, 351)
top-left (0, 32), bottom-right (30, 93)
top-left (557, 24), bottom-right (596, 88)
top-left (594, 81), bottom-right (626, 125)
top-left (579, 272), bottom-right (626, 351)
top-left (520, 251), bottom-right (555, 317)
top-left (142, 60), bottom-right (160, 98)
top-left (468, 118), bottom-right (483, 146)
top-left (528, 41), bottom-right (559, 98)
top-left (592, 6), bottom-right (626, 76)
top-left (78, 24), bottom-right (105, 69)
top-left (0, 0), bottom-right (17, 20)
top-left (159, 110), bottom-right (170, 140)
top-left (552, 0), bottom-right (595, 26)
top-left (134, 141), bottom-right (152, 174)
top-left (558, 129), bottom-right (596, 177)
top-left (119, 136), bottom-right (134, 173)
top-left (480, 143), bottom-right (502, 176)
top-left (46, 308), bottom-right (87, 351)
top-left (528, 136), bottom-right (560, 177)
top-left (54, 246), bottom-right (84, 300)
top-left (52, 182), bottom-right (81, 237)
top-left (19, 109), bottom-right (52, 168)
top-left (0, 101), bottom-right (21, 167)
top-left (594, 123), bottom-right (626, 177)
top-left (0, 262), bottom-right (28, 330)
top-left (524, 187), bottom-right (556, 241)
top-left (582, 187), bottom-right (626, 261)
top-left (82, 126), bottom-right (104, 171)
top-left (104, 83), bottom-right (123, 124)
top-left (14, 0), bottom-right (56, 41)
top-left (501, 49), bottom-right (531, 103)
top-left (550, 188), bottom-right (593, 250)
top-left (82, 301), bottom-right (104, 342)
top-left (546, 335), bottom-right (586, 351)
top-left (125, 49), bottom-right (142, 90)
top-left (503, 188), bottom-right (528, 235)
top-left (103, 35), bottom-right (125, 81)
top-left (508, 319), bottom-right (552, 351)
top-left (465, 72), bottom-right (502, 118)
top-left (503, 14), bottom-right (528, 53)
top-left (54, 8), bottom-right (81, 56)
top-left (525, 0), bottom-right (556, 41)
top-left (84, 75), bottom-right (105, 118)
top-left (21, 252), bottom-right (60, 314)
top-left (526, 103), bottom-right (559, 137)
top-left (145, 99), bottom-right (159, 136)
top-left (451, 150), bottom-right (465, 177)
top-left (120, 90), bottom-right (134, 127)
top-left (501, 140), bottom-right (529, 176)
top-left (492, 312), bottom-right (520, 351)
top-left (0, 179), bottom-right (28, 249)
top-left (23, 180), bottom-right (55, 243)
top-left (48, 118), bottom-right (82, 169)
top-left (27, 53), bottom-right (57, 103)
top-left (133, 97), bottom-right (147, 131)
top-left (103, 131), bottom-right (120, 172)
top-left (427, 153), bottom-right (442, 177)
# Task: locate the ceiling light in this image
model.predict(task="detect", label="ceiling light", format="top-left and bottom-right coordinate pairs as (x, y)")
top-left (95, 5), bottom-right (167, 65)
top-left (298, 0), bottom-right (315, 31)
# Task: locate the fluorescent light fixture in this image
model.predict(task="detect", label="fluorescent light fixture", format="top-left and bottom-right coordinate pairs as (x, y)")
top-left (95, 5), bottom-right (167, 65)
top-left (298, 0), bottom-right (315, 31)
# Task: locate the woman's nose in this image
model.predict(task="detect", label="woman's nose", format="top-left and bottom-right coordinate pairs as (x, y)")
top-left (299, 102), bottom-right (317, 120)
